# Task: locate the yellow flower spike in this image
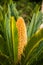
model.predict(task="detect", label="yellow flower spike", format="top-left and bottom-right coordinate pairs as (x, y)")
top-left (16, 17), bottom-right (27, 60)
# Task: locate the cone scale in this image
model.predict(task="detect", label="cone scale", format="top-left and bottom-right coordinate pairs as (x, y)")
top-left (16, 17), bottom-right (27, 60)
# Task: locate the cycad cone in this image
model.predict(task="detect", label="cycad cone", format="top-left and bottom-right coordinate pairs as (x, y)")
top-left (16, 17), bottom-right (27, 60)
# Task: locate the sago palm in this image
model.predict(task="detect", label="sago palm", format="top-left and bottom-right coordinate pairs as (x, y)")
top-left (0, 1), bottom-right (43, 65)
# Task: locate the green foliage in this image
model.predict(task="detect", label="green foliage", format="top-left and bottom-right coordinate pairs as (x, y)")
top-left (0, 1), bottom-right (43, 65)
top-left (0, 4), bottom-right (18, 64)
top-left (27, 11), bottom-right (42, 39)
top-left (15, 1), bottom-right (41, 22)
top-left (21, 28), bottom-right (43, 65)
top-left (0, 0), bottom-right (12, 5)
top-left (10, 2), bottom-right (19, 20)
top-left (10, 17), bottom-right (18, 63)
top-left (0, 51), bottom-right (13, 65)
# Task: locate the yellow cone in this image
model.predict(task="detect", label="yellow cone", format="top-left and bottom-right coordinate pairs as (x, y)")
top-left (16, 17), bottom-right (27, 60)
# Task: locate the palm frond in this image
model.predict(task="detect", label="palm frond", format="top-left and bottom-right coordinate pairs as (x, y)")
top-left (21, 28), bottom-right (43, 65)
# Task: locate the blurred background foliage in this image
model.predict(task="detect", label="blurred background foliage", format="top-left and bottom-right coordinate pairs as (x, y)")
top-left (14, 0), bottom-right (42, 23)
top-left (0, 0), bottom-right (42, 23)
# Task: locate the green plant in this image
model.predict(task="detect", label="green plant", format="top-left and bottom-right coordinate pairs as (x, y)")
top-left (0, 1), bottom-right (43, 65)
top-left (15, 1), bottom-right (41, 23)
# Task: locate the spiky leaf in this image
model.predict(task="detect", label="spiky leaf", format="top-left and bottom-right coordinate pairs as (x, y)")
top-left (21, 28), bottom-right (43, 65)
